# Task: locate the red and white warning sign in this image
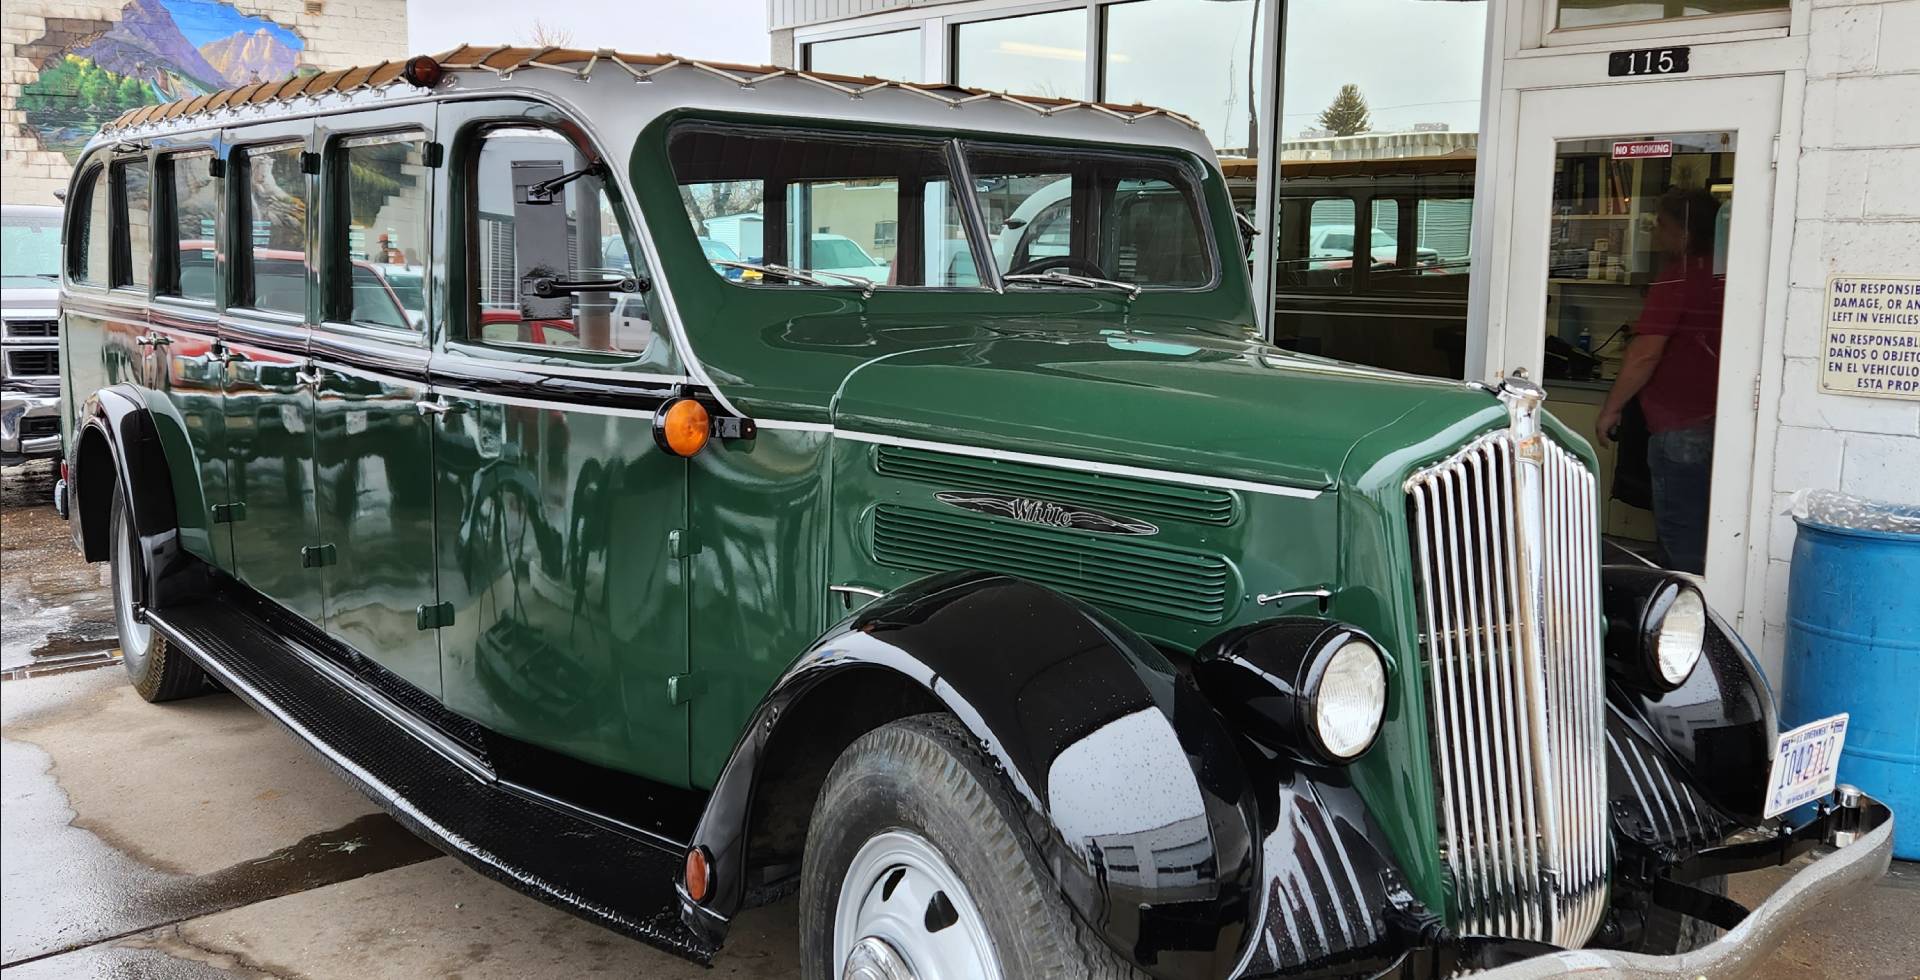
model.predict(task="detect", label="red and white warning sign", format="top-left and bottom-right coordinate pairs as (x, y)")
top-left (1612, 140), bottom-right (1675, 159)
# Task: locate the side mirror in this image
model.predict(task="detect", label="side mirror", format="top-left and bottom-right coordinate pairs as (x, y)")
top-left (512, 159), bottom-right (572, 321)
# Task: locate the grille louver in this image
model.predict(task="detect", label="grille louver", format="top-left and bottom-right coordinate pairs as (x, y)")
top-left (4, 349), bottom-right (58, 377)
top-left (872, 505), bottom-right (1232, 623)
top-left (873, 445), bottom-right (1237, 525)
top-left (1405, 428), bottom-right (1609, 948)
top-left (3, 319), bottom-right (58, 338)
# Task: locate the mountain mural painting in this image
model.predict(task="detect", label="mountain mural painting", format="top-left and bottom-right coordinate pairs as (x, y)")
top-left (18, 0), bottom-right (305, 158)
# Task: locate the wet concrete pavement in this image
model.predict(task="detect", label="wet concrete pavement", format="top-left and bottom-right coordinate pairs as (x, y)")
top-left (2, 462), bottom-right (118, 678)
top-left (3, 467), bottom-right (1916, 978)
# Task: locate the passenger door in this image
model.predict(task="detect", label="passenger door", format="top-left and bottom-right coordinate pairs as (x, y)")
top-left (149, 140), bottom-right (233, 570)
top-left (221, 123), bottom-right (323, 623)
top-left (431, 102), bottom-right (691, 784)
top-left (309, 110), bottom-right (443, 697)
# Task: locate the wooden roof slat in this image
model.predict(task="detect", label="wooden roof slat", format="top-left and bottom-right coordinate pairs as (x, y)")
top-left (100, 44), bottom-right (1198, 137)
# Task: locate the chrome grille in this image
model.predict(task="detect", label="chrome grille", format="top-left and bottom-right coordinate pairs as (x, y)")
top-left (1404, 385), bottom-right (1608, 948)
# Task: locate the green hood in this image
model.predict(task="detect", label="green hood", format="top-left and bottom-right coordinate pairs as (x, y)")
top-left (829, 322), bottom-right (1506, 492)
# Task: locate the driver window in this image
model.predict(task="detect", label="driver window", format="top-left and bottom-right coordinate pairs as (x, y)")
top-left (470, 127), bottom-right (653, 355)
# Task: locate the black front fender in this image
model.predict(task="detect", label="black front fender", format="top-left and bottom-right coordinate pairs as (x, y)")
top-left (1603, 567), bottom-right (1777, 828)
top-left (685, 571), bottom-right (1259, 980)
top-left (71, 385), bottom-right (205, 607)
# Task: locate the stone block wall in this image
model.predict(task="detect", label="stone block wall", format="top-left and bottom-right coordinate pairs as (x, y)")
top-left (2, 0), bottom-right (407, 206)
top-left (1757, 0), bottom-right (1920, 676)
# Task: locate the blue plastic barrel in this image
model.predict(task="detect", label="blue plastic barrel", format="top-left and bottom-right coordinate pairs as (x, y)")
top-left (1781, 513), bottom-right (1920, 860)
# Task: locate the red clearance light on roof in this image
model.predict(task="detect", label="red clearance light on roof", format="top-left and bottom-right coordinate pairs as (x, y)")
top-left (401, 55), bottom-right (443, 89)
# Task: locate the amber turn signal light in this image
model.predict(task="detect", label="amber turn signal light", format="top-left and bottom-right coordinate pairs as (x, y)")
top-left (683, 846), bottom-right (712, 904)
top-left (654, 397), bottom-right (712, 457)
top-left (401, 55), bottom-right (443, 88)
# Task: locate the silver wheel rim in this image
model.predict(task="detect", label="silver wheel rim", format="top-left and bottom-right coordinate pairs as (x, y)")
top-left (833, 830), bottom-right (1001, 980)
top-left (114, 513), bottom-right (151, 657)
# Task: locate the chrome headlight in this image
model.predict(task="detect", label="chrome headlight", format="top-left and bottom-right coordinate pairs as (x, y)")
top-left (1312, 639), bottom-right (1388, 760)
top-left (1650, 584), bottom-right (1706, 688)
top-left (1192, 621), bottom-right (1391, 765)
top-left (1605, 568), bottom-right (1708, 692)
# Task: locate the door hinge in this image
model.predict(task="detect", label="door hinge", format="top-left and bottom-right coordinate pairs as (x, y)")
top-left (300, 543), bottom-right (337, 568)
top-left (211, 502), bottom-right (246, 523)
top-left (666, 672), bottom-right (706, 706)
top-left (415, 601), bottom-right (455, 630)
top-left (668, 528), bottom-right (701, 559)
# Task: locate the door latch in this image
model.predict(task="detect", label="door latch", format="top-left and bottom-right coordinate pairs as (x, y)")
top-left (135, 332), bottom-right (172, 348)
top-left (211, 502), bottom-right (246, 523)
top-left (666, 672), bottom-right (706, 706)
top-left (300, 543), bottom-right (337, 568)
top-left (415, 602), bottom-right (455, 630)
top-left (415, 396), bottom-right (463, 417)
top-left (668, 528), bottom-right (701, 559)
top-left (295, 367), bottom-right (325, 389)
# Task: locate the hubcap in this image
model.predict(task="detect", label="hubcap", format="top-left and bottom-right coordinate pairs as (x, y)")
top-left (114, 513), bottom-right (151, 658)
top-left (834, 830), bottom-right (1000, 980)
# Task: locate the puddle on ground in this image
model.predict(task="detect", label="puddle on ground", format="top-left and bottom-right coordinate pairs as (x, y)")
top-left (2, 469), bottom-right (122, 675)
top-left (1, 737), bottom-right (441, 968)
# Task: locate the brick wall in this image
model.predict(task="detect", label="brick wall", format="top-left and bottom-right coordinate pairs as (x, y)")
top-left (1, 0), bottom-right (407, 206)
top-left (1757, 0), bottom-right (1920, 676)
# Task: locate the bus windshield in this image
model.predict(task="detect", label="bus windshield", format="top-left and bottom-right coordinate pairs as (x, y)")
top-left (667, 123), bottom-right (1215, 293)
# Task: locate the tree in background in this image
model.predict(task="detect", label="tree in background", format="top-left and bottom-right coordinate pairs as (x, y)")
top-left (1317, 83), bottom-right (1372, 137)
top-left (18, 56), bottom-right (162, 156)
top-left (526, 20), bottom-right (575, 48)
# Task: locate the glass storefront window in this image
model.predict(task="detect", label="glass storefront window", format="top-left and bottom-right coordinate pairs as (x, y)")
top-left (953, 8), bottom-right (1087, 101)
top-left (805, 29), bottom-right (923, 81)
top-left (1268, 0), bottom-right (1485, 379)
top-left (1545, 132), bottom-right (1735, 573)
top-left (1557, 0), bottom-right (1786, 30)
top-left (1103, 0), bottom-right (1261, 154)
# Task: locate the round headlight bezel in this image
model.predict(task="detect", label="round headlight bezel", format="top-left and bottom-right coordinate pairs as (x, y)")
top-left (1642, 581), bottom-right (1706, 691)
top-left (1306, 637), bottom-right (1389, 762)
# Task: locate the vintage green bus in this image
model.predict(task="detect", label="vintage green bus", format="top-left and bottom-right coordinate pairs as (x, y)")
top-left (55, 46), bottom-right (1888, 980)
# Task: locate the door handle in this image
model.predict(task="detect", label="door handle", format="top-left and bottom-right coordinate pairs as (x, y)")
top-left (295, 368), bottom-right (325, 389)
top-left (135, 333), bottom-right (172, 347)
top-left (210, 343), bottom-right (249, 365)
top-left (415, 396), bottom-right (463, 417)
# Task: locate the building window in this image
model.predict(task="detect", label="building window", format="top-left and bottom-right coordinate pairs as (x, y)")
top-left (333, 132), bottom-right (429, 333)
top-left (1556, 0), bottom-right (1787, 30)
top-left (805, 28), bottom-right (923, 81)
top-left (953, 8), bottom-right (1088, 101)
top-left (1102, 0), bottom-right (1261, 155)
top-left (165, 152), bottom-right (220, 303)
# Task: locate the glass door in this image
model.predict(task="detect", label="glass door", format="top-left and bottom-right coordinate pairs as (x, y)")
top-left (1498, 74), bottom-right (1781, 614)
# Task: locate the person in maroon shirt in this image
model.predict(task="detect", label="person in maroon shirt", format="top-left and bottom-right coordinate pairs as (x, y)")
top-left (1596, 189), bottom-right (1725, 574)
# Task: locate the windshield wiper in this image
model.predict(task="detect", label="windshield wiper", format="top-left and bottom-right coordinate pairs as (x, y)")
top-left (715, 261), bottom-right (876, 298)
top-left (1003, 270), bottom-right (1142, 300)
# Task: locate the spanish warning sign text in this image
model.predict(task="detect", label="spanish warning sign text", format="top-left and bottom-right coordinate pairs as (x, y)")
top-left (1820, 276), bottom-right (1920, 401)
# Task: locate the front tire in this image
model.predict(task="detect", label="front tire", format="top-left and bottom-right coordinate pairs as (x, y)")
top-left (798, 713), bottom-right (1143, 980)
top-left (109, 481), bottom-right (206, 702)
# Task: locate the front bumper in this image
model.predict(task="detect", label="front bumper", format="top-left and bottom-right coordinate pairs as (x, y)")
top-left (1378, 788), bottom-right (1895, 979)
top-left (1, 388), bottom-right (61, 458)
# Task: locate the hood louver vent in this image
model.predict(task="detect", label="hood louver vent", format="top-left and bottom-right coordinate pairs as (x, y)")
top-left (873, 445), bottom-right (1237, 526)
top-left (872, 505), bottom-right (1233, 624)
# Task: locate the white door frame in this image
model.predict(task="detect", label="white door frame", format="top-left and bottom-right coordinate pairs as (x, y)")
top-left (1480, 70), bottom-right (1785, 630)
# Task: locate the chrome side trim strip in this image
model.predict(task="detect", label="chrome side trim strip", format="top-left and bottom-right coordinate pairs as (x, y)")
top-left (834, 430), bottom-right (1324, 500)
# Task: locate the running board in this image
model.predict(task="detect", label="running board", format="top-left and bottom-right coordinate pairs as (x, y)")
top-left (147, 586), bottom-right (716, 965)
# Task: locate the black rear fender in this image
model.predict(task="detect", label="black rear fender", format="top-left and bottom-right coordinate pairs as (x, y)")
top-left (684, 571), bottom-right (1259, 980)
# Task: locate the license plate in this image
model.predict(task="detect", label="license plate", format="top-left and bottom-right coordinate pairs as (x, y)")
top-left (1764, 713), bottom-right (1849, 819)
